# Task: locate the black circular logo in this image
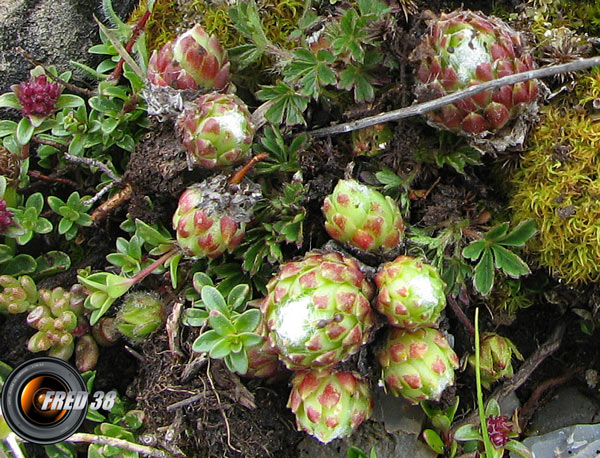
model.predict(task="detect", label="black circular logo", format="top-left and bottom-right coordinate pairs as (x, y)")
top-left (1, 357), bottom-right (88, 444)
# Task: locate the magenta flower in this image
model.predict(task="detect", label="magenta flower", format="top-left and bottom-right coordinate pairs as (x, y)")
top-left (0, 199), bottom-right (14, 234)
top-left (487, 415), bottom-right (513, 448)
top-left (12, 74), bottom-right (62, 123)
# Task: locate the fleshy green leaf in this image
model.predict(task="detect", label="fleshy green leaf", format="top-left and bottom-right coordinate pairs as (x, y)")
top-left (210, 336), bottom-right (233, 359)
top-left (16, 116), bottom-right (34, 145)
top-left (497, 219), bottom-right (537, 247)
top-left (474, 248), bottom-right (494, 296)
top-left (201, 286), bottom-right (228, 315)
top-left (485, 398), bottom-right (501, 417)
top-left (462, 239), bottom-right (486, 260)
top-left (491, 245), bottom-right (531, 278)
top-left (56, 94), bottom-right (85, 109)
top-left (484, 222), bottom-right (509, 241)
top-left (504, 440), bottom-right (533, 458)
top-left (0, 92), bottom-right (20, 110)
top-left (422, 429), bottom-right (444, 454)
top-left (192, 330), bottom-right (220, 353)
top-left (228, 348), bottom-right (249, 374)
top-left (33, 251), bottom-right (71, 279)
top-left (234, 309), bottom-right (261, 333)
top-left (453, 424), bottom-right (483, 442)
top-left (193, 272), bottom-right (214, 293)
top-left (227, 284), bottom-right (249, 311)
top-left (0, 254), bottom-right (37, 275)
top-left (208, 310), bottom-right (235, 336)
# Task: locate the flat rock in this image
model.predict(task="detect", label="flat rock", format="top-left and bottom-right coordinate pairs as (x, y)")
top-left (371, 386), bottom-right (425, 435)
top-left (297, 421), bottom-right (437, 458)
top-left (527, 386), bottom-right (600, 436)
top-left (511, 424), bottom-right (600, 458)
top-left (0, 0), bottom-right (138, 98)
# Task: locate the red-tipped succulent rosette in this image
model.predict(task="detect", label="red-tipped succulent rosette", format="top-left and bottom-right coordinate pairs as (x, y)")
top-left (411, 10), bottom-right (538, 136)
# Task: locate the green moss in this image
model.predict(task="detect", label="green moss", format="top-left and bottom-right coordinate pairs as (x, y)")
top-left (521, 0), bottom-right (600, 40)
top-left (130, 0), bottom-right (305, 53)
top-left (510, 102), bottom-right (600, 284)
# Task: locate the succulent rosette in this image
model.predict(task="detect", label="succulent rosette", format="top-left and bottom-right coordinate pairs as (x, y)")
top-left (375, 256), bottom-right (446, 329)
top-left (377, 327), bottom-right (459, 404)
top-left (467, 332), bottom-right (523, 388)
top-left (176, 92), bottom-right (254, 169)
top-left (147, 24), bottom-right (230, 91)
top-left (261, 251), bottom-right (375, 370)
top-left (239, 318), bottom-right (286, 379)
top-left (411, 10), bottom-right (538, 136)
top-left (116, 292), bottom-right (165, 341)
top-left (288, 369), bottom-right (373, 444)
top-left (0, 275), bottom-right (38, 314)
top-left (26, 285), bottom-right (88, 360)
top-left (322, 179), bottom-right (404, 253)
top-left (173, 175), bottom-right (261, 259)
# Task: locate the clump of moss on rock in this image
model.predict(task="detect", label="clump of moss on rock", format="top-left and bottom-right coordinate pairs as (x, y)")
top-left (510, 94), bottom-right (600, 284)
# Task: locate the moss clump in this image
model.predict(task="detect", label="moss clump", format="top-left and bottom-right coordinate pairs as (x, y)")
top-left (130, 0), bottom-right (305, 54)
top-left (510, 102), bottom-right (600, 284)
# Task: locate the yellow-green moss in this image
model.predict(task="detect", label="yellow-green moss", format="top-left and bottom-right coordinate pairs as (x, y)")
top-left (510, 103), bottom-right (600, 284)
top-left (130, 0), bottom-right (305, 54)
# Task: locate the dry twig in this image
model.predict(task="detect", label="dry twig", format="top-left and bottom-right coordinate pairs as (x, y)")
top-left (67, 433), bottom-right (170, 457)
top-left (307, 57), bottom-right (600, 138)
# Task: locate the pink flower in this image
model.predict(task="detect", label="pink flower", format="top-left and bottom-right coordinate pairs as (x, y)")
top-left (13, 75), bottom-right (61, 120)
top-left (0, 199), bottom-right (14, 234)
top-left (487, 415), bottom-right (513, 448)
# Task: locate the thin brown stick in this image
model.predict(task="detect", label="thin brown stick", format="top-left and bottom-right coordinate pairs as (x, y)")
top-left (31, 136), bottom-right (68, 151)
top-left (166, 392), bottom-right (209, 412)
top-left (448, 295), bottom-right (475, 337)
top-left (28, 170), bottom-right (78, 187)
top-left (519, 366), bottom-right (584, 430)
top-left (306, 57), bottom-right (600, 138)
top-left (90, 183), bottom-right (133, 223)
top-left (229, 153), bottom-right (268, 185)
top-left (16, 47), bottom-right (95, 98)
top-left (67, 433), bottom-right (170, 457)
top-left (452, 322), bottom-right (565, 433)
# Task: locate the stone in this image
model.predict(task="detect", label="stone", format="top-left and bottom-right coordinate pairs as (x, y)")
top-left (0, 0), bottom-right (138, 99)
top-left (371, 386), bottom-right (425, 435)
top-left (511, 424), bottom-right (600, 458)
top-left (297, 421), bottom-right (437, 458)
top-left (526, 386), bottom-right (600, 436)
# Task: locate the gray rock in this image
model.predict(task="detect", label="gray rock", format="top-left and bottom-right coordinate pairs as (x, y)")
top-left (297, 421), bottom-right (437, 458)
top-left (511, 424), bottom-right (600, 458)
top-left (527, 387), bottom-right (600, 436)
top-left (0, 0), bottom-right (137, 98)
top-left (371, 386), bottom-right (425, 435)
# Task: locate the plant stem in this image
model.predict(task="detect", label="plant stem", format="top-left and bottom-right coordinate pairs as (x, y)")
top-left (63, 152), bottom-right (121, 183)
top-left (475, 308), bottom-right (495, 457)
top-left (90, 183), bottom-right (133, 223)
top-left (306, 56), bottom-right (600, 138)
top-left (67, 433), bottom-right (169, 457)
top-left (229, 153), bottom-right (268, 185)
top-left (110, 8), bottom-right (152, 82)
top-left (82, 182), bottom-right (116, 207)
top-left (448, 296), bottom-right (475, 337)
top-left (129, 248), bottom-right (178, 286)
